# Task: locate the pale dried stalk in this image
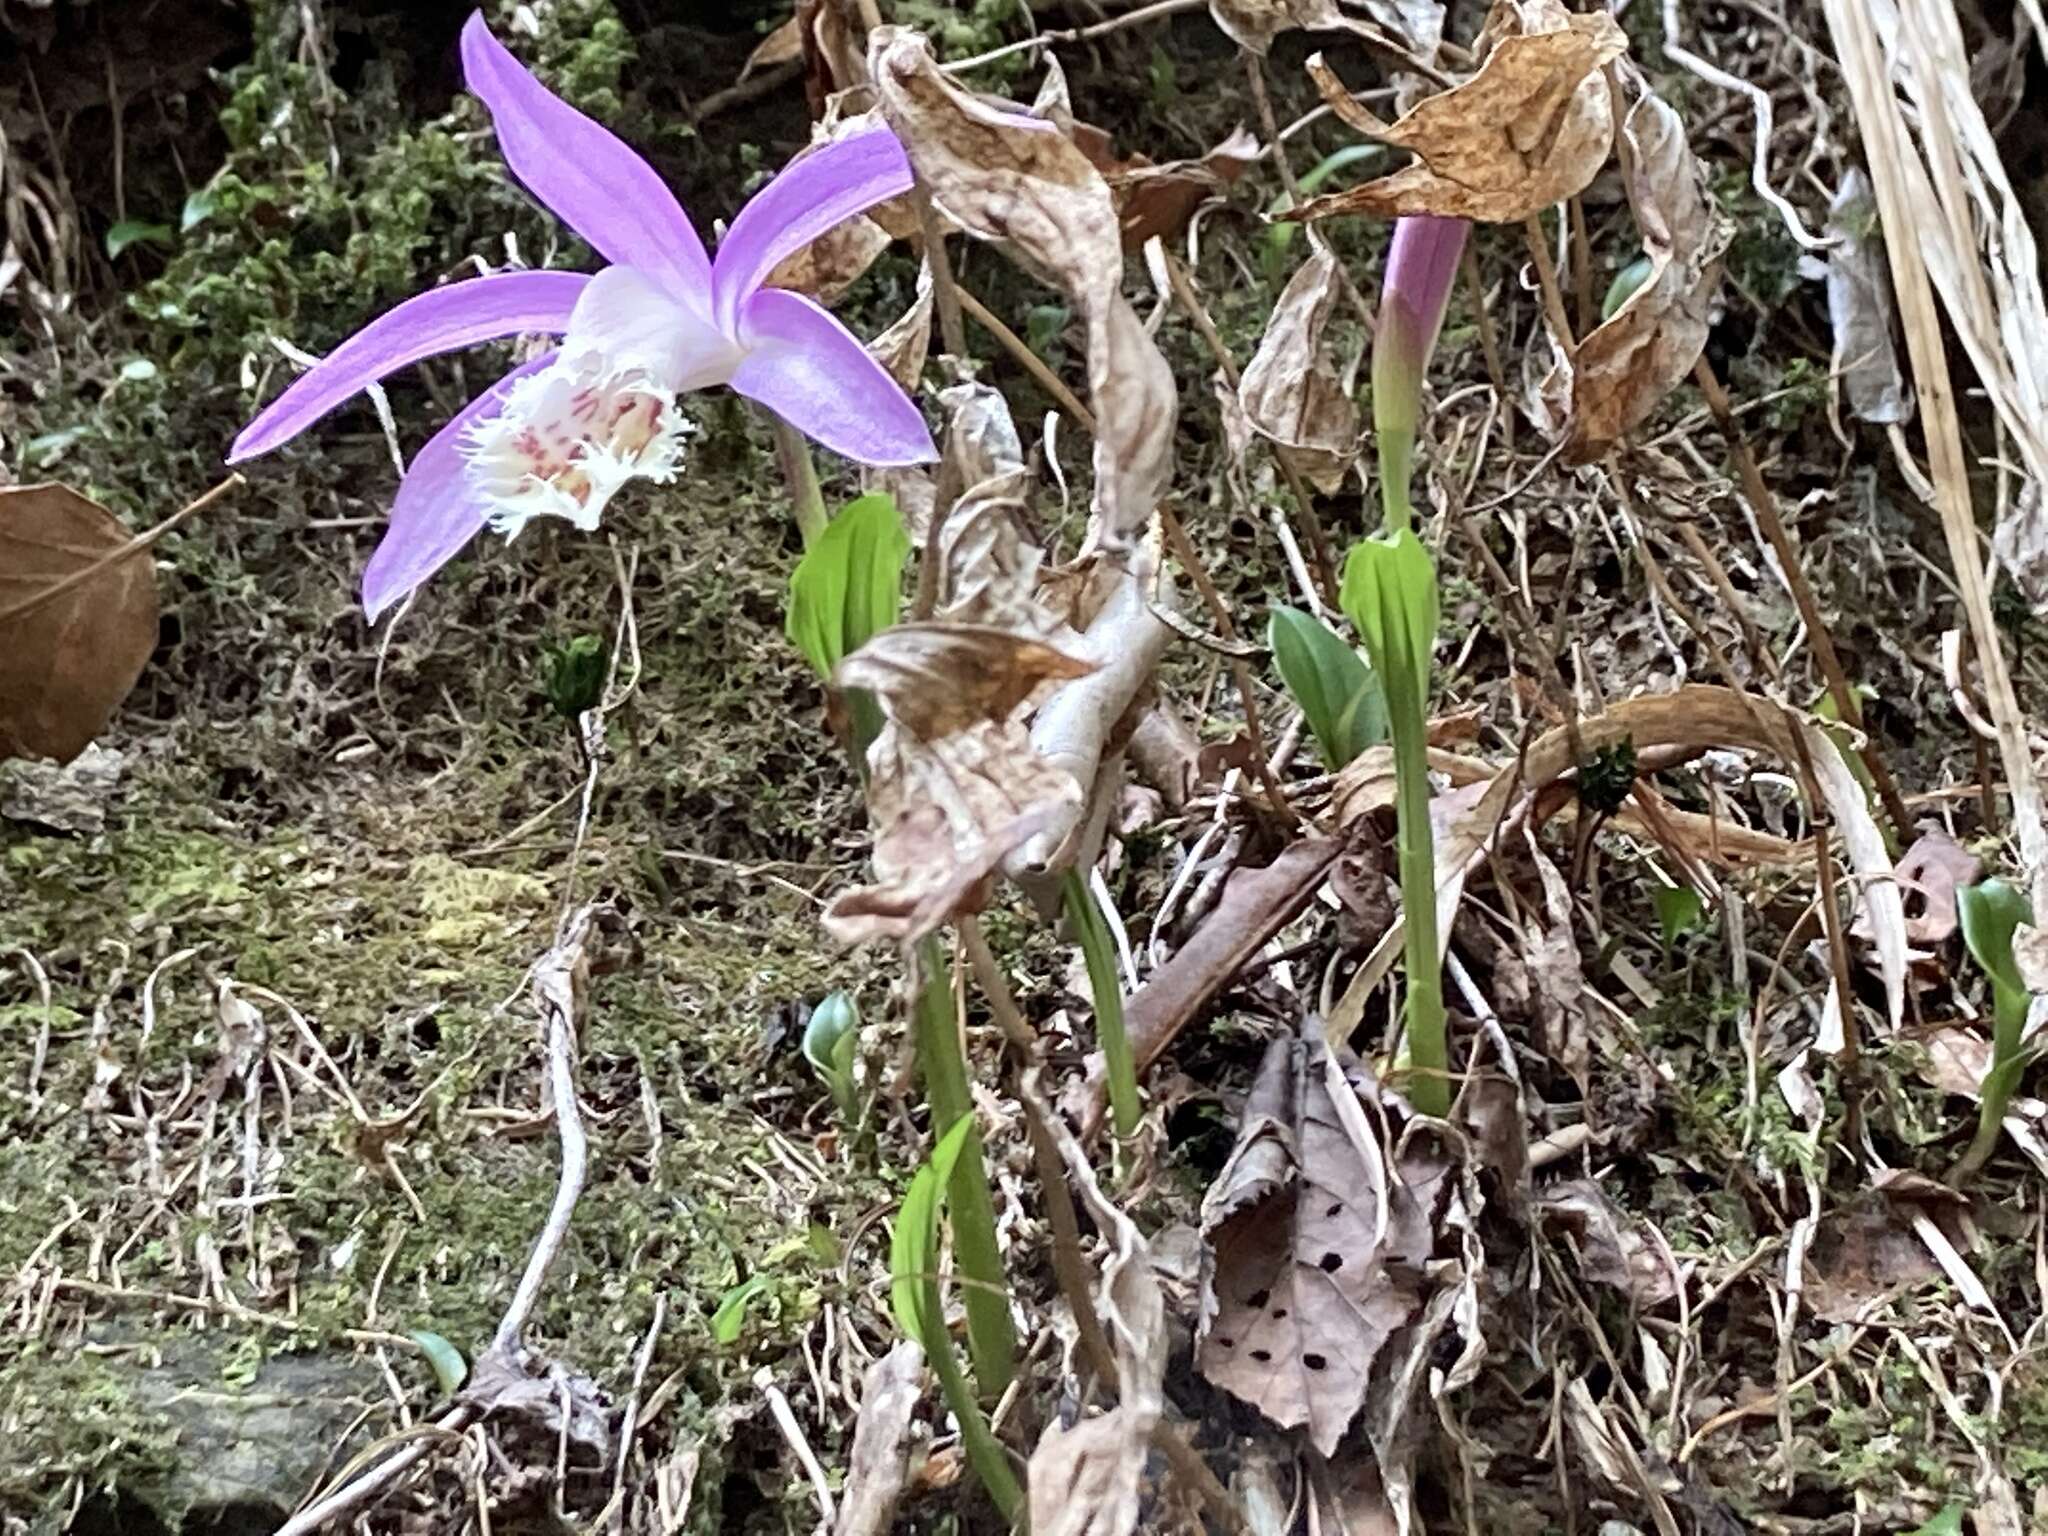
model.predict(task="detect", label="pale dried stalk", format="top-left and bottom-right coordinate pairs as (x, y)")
top-left (1824, 0), bottom-right (2048, 917)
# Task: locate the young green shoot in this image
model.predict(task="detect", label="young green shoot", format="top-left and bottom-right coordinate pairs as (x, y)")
top-left (786, 491), bottom-right (911, 761)
top-left (1342, 212), bottom-right (1467, 1117)
top-left (1063, 869), bottom-right (1140, 1141)
top-left (890, 1117), bottom-right (1022, 1520)
top-left (1952, 878), bottom-right (2040, 1183)
top-left (801, 990), bottom-right (862, 1130)
top-left (911, 935), bottom-right (1019, 1395)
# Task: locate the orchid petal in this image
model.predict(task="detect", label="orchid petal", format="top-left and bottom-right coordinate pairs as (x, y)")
top-left (362, 352), bottom-right (556, 623)
top-left (229, 271), bottom-right (588, 463)
top-left (710, 126), bottom-right (913, 329)
top-left (461, 14), bottom-right (712, 305)
top-left (729, 288), bottom-right (935, 466)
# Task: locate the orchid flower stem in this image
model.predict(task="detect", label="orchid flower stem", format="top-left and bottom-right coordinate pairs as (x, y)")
top-left (1385, 636), bottom-right (1450, 1118)
top-left (767, 409), bottom-right (827, 549)
top-left (911, 934), bottom-right (1018, 1396)
top-left (1062, 870), bottom-right (1140, 1145)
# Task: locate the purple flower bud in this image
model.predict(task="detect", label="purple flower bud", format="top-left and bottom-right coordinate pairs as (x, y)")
top-left (1373, 215), bottom-right (1468, 530)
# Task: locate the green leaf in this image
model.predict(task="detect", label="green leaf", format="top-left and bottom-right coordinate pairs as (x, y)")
top-left (1653, 885), bottom-right (1705, 948)
top-left (1601, 254), bottom-right (1655, 319)
top-left (786, 493), bottom-right (909, 682)
top-left (105, 220), bottom-right (172, 259)
top-left (1269, 605), bottom-right (1386, 768)
top-left (889, 1116), bottom-right (974, 1347)
top-left (407, 1330), bottom-right (468, 1395)
top-left (539, 634), bottom-right (607, 718)
top-left (1339, 529), bottom-right (1439, 687)
top-left (710, 1274), bottom-right (772, 1345)
top-left (1907, 1508), bottom-right (1965, 1536)
top-left (1960, 877), bottom-right (2033, 1033)
top-left (802, 991), bottom-right (859, 1074)
top-left (180, 187), bottom-right (218, 233)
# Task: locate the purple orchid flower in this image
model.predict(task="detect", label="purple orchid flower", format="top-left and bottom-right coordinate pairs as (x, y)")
top-left (230, 13), bottom-right (937, 621)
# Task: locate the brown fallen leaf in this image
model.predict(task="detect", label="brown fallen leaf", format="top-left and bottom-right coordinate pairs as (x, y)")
top-left (741, 15), bottom-right (804, 80)
top-left (1238, 246), bottom-right (1360, 493)
top-left (1066, 121), bottom-right (1263, 250)
top-left (833, 1340), bottom-right (925, 1536)
top-left (837, 625), bottom-right (1088, 740)
top-left (1328, 685), bottom-right (1908, 1043)
top-left (1533, 71), bottom-right (1730, 461)
top-left (1287, 1), bottom-right (1627, 225)
top-left (765, 214), bottom-right (891, 306)
top-left (0, 483), bottom-right (160, 765)
top-left (1196, 1032), bottom-right (1442, 1456)
top-left (870, 30), bottom-right (1175, 544)
top-left (868, 262), bottom-right (934, 391)
top-left (460, 1345), bottom-right (610, 1458)
top-left (1537, 1179), bottom-right (1678, 1308)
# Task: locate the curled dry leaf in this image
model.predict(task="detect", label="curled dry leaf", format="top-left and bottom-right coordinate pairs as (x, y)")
top-left (740, 15), bottom-right (804, 80)
top-left (1069, 121), bottom-right (1264, 249)
top-left (1820, 169), bottom-right (1913, 426)
top-left (1533, 74), bottom-right (1730, 461)
top-left (867, 262), bottom-right (934, 391)
top-left (1239, 246), bottom-right (1360, 492)
top-left (1195, 1032), bottom-right (1443, 1456)
top-left (1288, 1), bottom-right (1627, 225)
top-left (870, 29), bottom-right (1176, 544)
top-left (460, 1347), bottom-right (610, 1457)
top-left (0, 484), bottom-right (161, 766)
top-left (1537, 1180), bottom-right (1678, 1308)
top-left (1993, 480), bottom-right (2048, 616)
top-left (765, 215), bottom-right (891, 306)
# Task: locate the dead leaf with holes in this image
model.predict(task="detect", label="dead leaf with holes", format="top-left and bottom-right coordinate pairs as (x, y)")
top-left (1533, 71), bottom-right (1730, 461)
top-left (1537, 1180), bottom-right (1678, 1308)
top-left (1195, 1032), bottom-right (1443, 1455)
top-left (1287, 1), bottom-right (1626, 225)
top-left (870, 29), bottom-right (1175, 543)
top-left (0, 484), bottom-right (160, 765)
top-left (1853, 827), bottom-right (1980, 954)
top-left (1239, 247), bottom-right (1360, 493)
top-left (868, 262), bottom-right (934, 391)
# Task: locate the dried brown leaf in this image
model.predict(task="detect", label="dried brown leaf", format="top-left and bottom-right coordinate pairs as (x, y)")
top-left (1534, 75), bottom-right (1729, 461)
top-left (868, 262), bottom-right (934, 391)
top-left (1994, 480), bottom-right (2048, 616)
top-left (1238, 247), bottom-right (1360, 493)
top-left (1537, 1179), bottom-right (1678, 1307)
top-left (765, 214), bottom-right (891, 305)
top-left (836, 624), bottom-right (1093, 740)
top-left (741, 15), bottom-right (804, 79)
top-left (870, 32), bottom-right (1176, 542)
top-left (826, 624), bottom-right (1092, 945)
top-left (0, 484), bottom-right (160, 765)
top-left (1329, 685), bottom-right (1908, 1040)
top-left (460, 1347), bottom-right (610, 1457)
top-left (1068, 121), bottom-right (1263, 249)
top-left (1195, 1035), bottom-right (1438, 1456)
top-left (1289, 4), bottom-right (1627, 224)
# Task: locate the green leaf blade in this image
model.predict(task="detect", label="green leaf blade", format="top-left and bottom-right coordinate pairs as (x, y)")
top-left (1269, 605), bottom-right (1385, 768)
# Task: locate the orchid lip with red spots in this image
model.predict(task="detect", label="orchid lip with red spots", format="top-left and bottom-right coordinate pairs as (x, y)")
top-left (229, 12), bottom-right (936, 622)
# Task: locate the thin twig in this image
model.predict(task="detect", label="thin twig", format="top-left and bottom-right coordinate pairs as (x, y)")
top-left (942, 0), bottom-right (1205, 72)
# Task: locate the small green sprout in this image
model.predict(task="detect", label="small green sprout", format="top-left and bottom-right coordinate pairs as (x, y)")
top-left (1952, 878), bottom-right (2040, 1183)
top-left (539, 633), bottom-right (607, 718)
top-left (801, 990), bottom-right (862, 1128)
